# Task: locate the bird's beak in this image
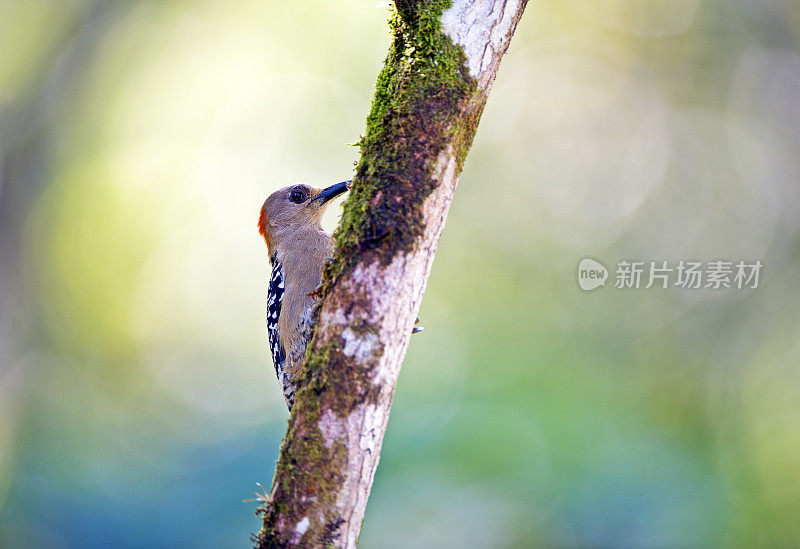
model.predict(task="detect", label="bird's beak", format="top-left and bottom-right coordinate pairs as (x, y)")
top-left (312, 180), bottom-right (350, 205)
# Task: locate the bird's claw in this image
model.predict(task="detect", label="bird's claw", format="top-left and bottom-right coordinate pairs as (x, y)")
top-left (307, 285), bottom-right (325, 299)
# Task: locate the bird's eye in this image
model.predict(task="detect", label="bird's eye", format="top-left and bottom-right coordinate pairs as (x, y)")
top-left (289, 189), bottom-right (306, 204)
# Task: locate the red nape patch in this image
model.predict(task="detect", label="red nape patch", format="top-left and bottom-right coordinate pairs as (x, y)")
top-left (258, 206), bottom-right (272, 252)
top-left (258, 207), bottom-right (268, 239)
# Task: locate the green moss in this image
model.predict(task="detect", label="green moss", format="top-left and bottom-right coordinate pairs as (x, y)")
top-left (323, 0), bottom-right (478, 288)
top-left (256, 337), bottom-right (383, 545)
top-left (255, 387), bottom-right (350, 547)
top-left (302, 331), bottom-right (383, 416)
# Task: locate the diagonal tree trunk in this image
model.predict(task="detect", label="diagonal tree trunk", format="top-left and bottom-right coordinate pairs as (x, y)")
top-left (255, 1), bottom-right (529, 546)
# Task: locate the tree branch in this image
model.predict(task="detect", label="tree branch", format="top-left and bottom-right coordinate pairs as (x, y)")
top-left (255, 1), bottom-right (528, 546)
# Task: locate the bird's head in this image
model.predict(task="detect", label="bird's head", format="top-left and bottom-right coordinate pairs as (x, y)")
top-left (258, 181), bottom-right (350, 256)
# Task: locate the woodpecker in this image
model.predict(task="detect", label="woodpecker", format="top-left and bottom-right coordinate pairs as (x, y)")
top-left (258, 181), bottom-right (350, 410)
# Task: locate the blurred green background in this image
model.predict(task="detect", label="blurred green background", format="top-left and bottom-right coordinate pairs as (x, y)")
top-left (1, 0), bottom-right (799, 547)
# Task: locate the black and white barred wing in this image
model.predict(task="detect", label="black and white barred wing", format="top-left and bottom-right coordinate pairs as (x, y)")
top-left (267, 260), bottom-right (295, 408)
top-left (267, 259), bottom-right (285, 369)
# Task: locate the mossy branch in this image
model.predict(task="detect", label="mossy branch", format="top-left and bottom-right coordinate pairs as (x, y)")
top-left (255, 1), bottom-right (528, 546)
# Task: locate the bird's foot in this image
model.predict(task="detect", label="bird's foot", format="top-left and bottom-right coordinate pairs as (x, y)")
top-left (306, 285), bottom-right (325, 299)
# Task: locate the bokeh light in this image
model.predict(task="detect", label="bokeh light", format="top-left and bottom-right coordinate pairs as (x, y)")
top-left (1, 0), bottom-right (799, 546)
